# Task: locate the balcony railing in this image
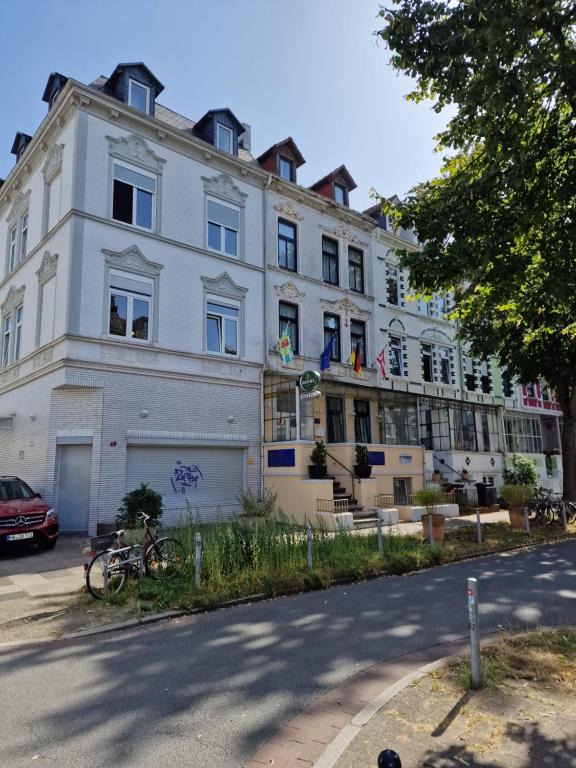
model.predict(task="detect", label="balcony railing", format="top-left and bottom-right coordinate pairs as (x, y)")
top-left (316, 498), bottom-right (350, 514)
top-left (374, 492), bottom-right (456, 508)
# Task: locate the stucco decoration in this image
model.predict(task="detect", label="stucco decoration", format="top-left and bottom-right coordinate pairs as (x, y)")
top-left (202, 173), bottom-right (247, 207)
top-left (421, 328), bottom-right (452, 344)
top-left (321, 223), bottom-right (367, 247)
top-left (5, 190), bottom-right (30, 224)
top-left (321, 296), bottom-right (370, 320)
top-left (102, 245), bottom-right (163, 277)
top-left (36, 251), bottom-right (59, 285)
top-left (201, 272), bottom-right (248, 300)
top-left (42, 143), bottom-right (64, 184)
top-left (106, 133), bottom-right (166, 174)
top-left (1, 285), bottom-right (25, 315)
top-left (274, 281), bottom-right (305, 302)
top-left (273, 200), bottom-right (303, 221)
top-left (389, 318), bottom-right (406, 332)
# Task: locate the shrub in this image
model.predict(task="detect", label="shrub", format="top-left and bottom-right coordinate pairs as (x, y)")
top-left (413, 486), bottom-right (445, 513)
top-left (503, 454), bottom-right (538, 486)
top-left (117, 483), bottom-right (163, 528)
top-left (238, 487), bottom-right (278, 518)
top-left (500, 484), bottom-right (534, 507)
top-left (310, 440), bottom-right (327, 466)
top-left (355, 444), bottom-right (369, 465)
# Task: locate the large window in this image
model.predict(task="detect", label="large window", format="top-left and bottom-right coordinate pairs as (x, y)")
top-left (326, 396), bottom-right (346, 443)
top-left (8, 227), bottom-right (17, 272)
top-left (438, 347), bottom-right (451, 384)
top-left (112, 161), bottom-right (156, 231)
top-left (453, 408), bottom-right (477, 451)
top-left (322, 237), bottom-right (339, 285)
top-left (207, 301), bottom-right (239, 356)
top-left (387, 265), bottom-right (400, 305)
top-left (380, 393), bottom-right (418, 445)
top-left (502, 368), bottom-right (514, 397)
top-left (464, 355), bottom-right (475, 391)
top-left (278, 156), bottom-right (293, 181)
top-left (20, 213), bottom-right (28, 261)
top-left (323, 313), bottom-right (340, 362)
top-left (7, 209), bottom-right (29, 274)
top-left (348, 247), bottom-right (364, 293)
top-left (479, 360), bottom-right (491, 393)
top-left (128, 79), bottom-right (150, 113)
top-left (207, 199), bottom-right (239, 257)
top-left (14, 305), bottom-right (23, 361)
top-left (1, 297), bottom-right (24, 368)
top-left (422, 344), bottom-right (433, 382)
top-left (350, 320), bottom-right (366, 366)
top-left (278, 219), bottom-right (297, 272)
top-left (108, 270), bottom-right (153, 342)
top-left (216, 123), bottom-right (233, 153)
top-left (389, 336), bottom-right (403, 377)
top-left (504, 414), bottom-right (543, 454)
top-left (2, 316), bottom-right (11, 368)
top-left (264, 377), bottom-right (297, 442)
top-left (279, 301), bottom-right (298, 355)
top-left (354, 399), bottom-right (371, 443)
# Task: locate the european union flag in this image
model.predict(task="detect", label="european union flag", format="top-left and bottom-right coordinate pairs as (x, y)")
top-left (320, 336), bottom-right (335, 371)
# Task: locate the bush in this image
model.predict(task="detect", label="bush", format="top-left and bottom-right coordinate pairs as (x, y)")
top-left (355, 444), bottom-right (369, 465)
top-left (413, 486), bottom-right (445, 512)
top-left (503, 454), bottom-right (538, 486)
top-left (500, 484), bottom-right (534, 507)
top-left (238, 487), bottom-right (278, 518)
top-left (117, 483), bottom-right (163, 528)
top-left (310, 441), bottom-right (327, 466)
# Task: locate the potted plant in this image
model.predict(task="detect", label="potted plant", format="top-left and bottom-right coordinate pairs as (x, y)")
top-left (414, 487), bottom-right (446, 544)
top-left (308, 440), bottom-right (328, 479)
top-left (355, 444), bottom-right (372, 479)
top-left (501, 485), bottom-right (534, 531)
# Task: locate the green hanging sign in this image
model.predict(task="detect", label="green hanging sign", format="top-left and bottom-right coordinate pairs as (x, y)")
top-left (299, 370), bottom-right (321, 393)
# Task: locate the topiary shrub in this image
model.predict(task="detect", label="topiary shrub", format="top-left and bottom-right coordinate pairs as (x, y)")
top-left (117, 483), bottom-right (163, 529)
top-left (503, 454), bottom-right (538, 487)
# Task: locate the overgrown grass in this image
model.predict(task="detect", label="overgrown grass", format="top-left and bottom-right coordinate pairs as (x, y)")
top-left (450, 629), bottom-right (576, 691)
top-left (127, 518), bottom-right (576, 614)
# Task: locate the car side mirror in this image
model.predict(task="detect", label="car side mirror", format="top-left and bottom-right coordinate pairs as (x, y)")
top-left (34, 492), bottom-right (42, 499)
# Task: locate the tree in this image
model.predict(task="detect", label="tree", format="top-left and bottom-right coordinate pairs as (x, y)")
top-left (376, 1), bottom-right (576, 499)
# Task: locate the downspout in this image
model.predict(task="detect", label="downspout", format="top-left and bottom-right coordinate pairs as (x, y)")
top-left (260, 173), bottom-right (273, 497)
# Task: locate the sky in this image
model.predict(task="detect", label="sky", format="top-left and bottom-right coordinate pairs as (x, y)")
top-left (0, 0), bottom-right (449, 210)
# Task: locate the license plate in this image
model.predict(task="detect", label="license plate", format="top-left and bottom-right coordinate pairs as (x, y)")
top-left (6, 532), bottom-right (34, 541)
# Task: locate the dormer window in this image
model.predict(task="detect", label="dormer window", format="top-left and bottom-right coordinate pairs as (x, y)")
top-left (216, 124), bottom-right (233, 154)
top-left (334, 184), bottom-right (346, 205)
top-left (278, 156), bottom-right (293, 182)
top-left (128, 79), bottom-right (150, 113)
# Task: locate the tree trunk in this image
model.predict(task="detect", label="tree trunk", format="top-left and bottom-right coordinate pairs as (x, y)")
top-left (561, 388), bottom-right (576, 501)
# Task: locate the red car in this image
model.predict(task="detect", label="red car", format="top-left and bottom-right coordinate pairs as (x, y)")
top-left (0, 476), bottom-right (59, 551)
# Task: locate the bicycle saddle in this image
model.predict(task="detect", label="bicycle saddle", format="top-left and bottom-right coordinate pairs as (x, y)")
top-left (112, 529), bottom-right (125, 539)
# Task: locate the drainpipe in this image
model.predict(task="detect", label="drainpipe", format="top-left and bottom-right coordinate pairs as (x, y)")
top-left (260, 173), bottom-right (273, 497)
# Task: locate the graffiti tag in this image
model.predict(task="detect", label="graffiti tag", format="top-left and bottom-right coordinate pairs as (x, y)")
top-left (171, 460), bottom-right (203, 493)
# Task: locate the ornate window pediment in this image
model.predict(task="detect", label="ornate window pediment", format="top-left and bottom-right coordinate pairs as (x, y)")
top-left (202, 173), bottom-right (247, 207)
top-left (201, 272), bottom-right (247, 299)
top-left (273, 200), bottom-right (303, 221)
top-left (102, 245), bottom-right (163, 277)
top-left (320, 296), bottom-right (370, 320)
top-left (42, 143), bottom-right (64, 183)
top-left (320, 223), bottom-right (368, 248)
top-left (36, 251), bottom-right (59, 285)
top-left (1, 285), bottom-right (25, 315)
top-left (389, 318), bottom-right (405, 333)
top-left (107, 133), bottom-right (166, 174)
top-left (421, 327), bottom-right (452, 344)
top-left (274, 280), bottom-right (305, 303)
top-left (5, 190), bottom-right (30, 224)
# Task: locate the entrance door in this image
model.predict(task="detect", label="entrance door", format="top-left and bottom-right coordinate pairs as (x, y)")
top-left (393, 477), bottom-right (412, 506)
top-left (56, 444), bottom-right (92, 532)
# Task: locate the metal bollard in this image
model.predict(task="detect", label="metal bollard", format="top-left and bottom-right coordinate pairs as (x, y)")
top-left (561, 501), bottom-right (568, 530)
top-left (195, 531), bottom-right (202, 589)
top-left (476, 508), bottom-right (482, 544)
top-left (377, 515), bottom-right (383, 555)
top-left (378, 749), bottom-right (401, 767)
top-left (467, 577), bottom-right (481, 688)
top-left (307, 526), bottom-right (313, 570)
top-left (524, 506), bottom-right (530, 534)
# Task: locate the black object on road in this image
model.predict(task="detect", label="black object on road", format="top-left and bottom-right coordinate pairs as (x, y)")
top-left (378, 749), bottom-right (401, 767)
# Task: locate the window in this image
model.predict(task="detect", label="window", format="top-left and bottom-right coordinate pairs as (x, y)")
top-left (525, 382), bottom-right (536, 398)
top-left (128, 79), bottom-right (150, 113)
top-left (541, 384), bottom-right (550, 401)
top-left (348, 247), bottom-right (364, 293)
top-left (278, 219), bottom-right (297, 271)
top-left (322, 237), bottom-right (339, 285)
top-left (389, 336), bottom-right (403, 377)
top-left (8, 227), bottom-right (17, 272)
top-left (350, 320), bottom-right (366, 365)
top-left (380, 394), bottom-right (418, 445)
top-left (14, 306), bottom-right (23, 361)
top-left (326, 396), bottom-right (346, 443)
top-left (279, 301), bottom-right (298, 355)
top-left (112, 161), bottom-right (156, 230)
top-left (502, 368), bottom-right (514, 397)
top-left (418, 297), bottom-right (431, 315)
top-left (480, 411), bottom-right (491, 451)
top-left (464, 355), bottom-right (475, 391)
top-left (387, 266), bottom-right (399, 305)
top-left (334, 183), bottom-right (346, 205)
top-left (207, 199), bottom-right (239, 257)
top-left (354, 399), bottom-right (371, 443)
top-left (278, 156), bottom-right (293, 181)
top-left (438, 347), bottom-right (451, 384)
top-left (454, 408), bottom-right (477, 451)
top-left (323, 314), bottom-right (340, 362)
top-left (393, 477), bottom-right (412, 506)
top-left (207, 301), bottom-right (239, 356)
top-left (216, 123), bottom-right (233, 153)
top-left (108, 270), bottom-right (153, 342)
top-left (479, 360), bottom-right (491, 393)
top-left (2, 316), bottom-right (11, 368)
top-left (19, 213), bottom-right (28, 261)
top-left (422, 344), bottom-right (433, 382)
top-left (504, 414), bottom-right (542, 454)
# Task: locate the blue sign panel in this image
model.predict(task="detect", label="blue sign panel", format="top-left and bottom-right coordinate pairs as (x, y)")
top-left (368, 451), bottom-right (385, 466)
top-left (268, 448), bottom-right (296, 468)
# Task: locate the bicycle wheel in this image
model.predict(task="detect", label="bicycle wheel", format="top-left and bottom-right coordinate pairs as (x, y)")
top-left (565, 502), bottom-right (576, 525)
top-left (144, 537), bottom-right (184, 580)
top-left (86, 550), bottom-right (127, 599)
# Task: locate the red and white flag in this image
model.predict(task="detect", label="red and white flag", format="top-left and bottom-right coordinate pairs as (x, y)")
top-left (375, 348), bottom-right (388, 379)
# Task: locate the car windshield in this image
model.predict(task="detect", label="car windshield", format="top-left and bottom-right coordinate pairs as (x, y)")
top-left (0, 479), bottom-right (34, 501)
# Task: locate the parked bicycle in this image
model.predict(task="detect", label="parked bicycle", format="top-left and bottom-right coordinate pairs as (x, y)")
top-left (527, 487), bottom-right (576, 526)
top-left (85, 511), bottom-right (184, 599)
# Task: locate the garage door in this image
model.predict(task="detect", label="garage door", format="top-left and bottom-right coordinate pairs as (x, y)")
top-left (126, 446), bottom-right (245, 525)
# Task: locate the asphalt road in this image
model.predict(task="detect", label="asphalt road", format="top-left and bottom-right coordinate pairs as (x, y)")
top-left (1, 542), bottom-right (575, 768)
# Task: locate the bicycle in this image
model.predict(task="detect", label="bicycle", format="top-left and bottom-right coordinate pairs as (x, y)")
top-left (85, 511), bottom-right (184, 599)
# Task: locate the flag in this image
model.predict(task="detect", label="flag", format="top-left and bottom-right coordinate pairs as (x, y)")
top-left (277, 324), bottom-right (293, 366)
top-left (320, 336), bottom-right (335, 371)
top-left (375, 347), bottom-right (388, 379)
top-left (353, 339), bottom-right (362, 373)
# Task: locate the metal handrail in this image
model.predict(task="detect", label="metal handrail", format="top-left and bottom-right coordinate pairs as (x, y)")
top-left (326, 450), bottom-right (356, 500)
top-left (317, 498), bottom-right (350, 514)
top-left (433, 454), bottom-right (469, 482)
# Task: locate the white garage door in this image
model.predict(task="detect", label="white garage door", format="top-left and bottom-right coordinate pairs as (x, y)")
top-left (126, 445), bottom-right (245, 525)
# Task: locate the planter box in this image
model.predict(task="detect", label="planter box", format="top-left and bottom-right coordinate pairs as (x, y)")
top-left (315, 511), bottom-right (354, 531)
top-left (398, 505), bottom-right (426, 522)
top-left (377, 508), bottom-right (399, 526)
top-left (435, 504), bottom-right (459, 518)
